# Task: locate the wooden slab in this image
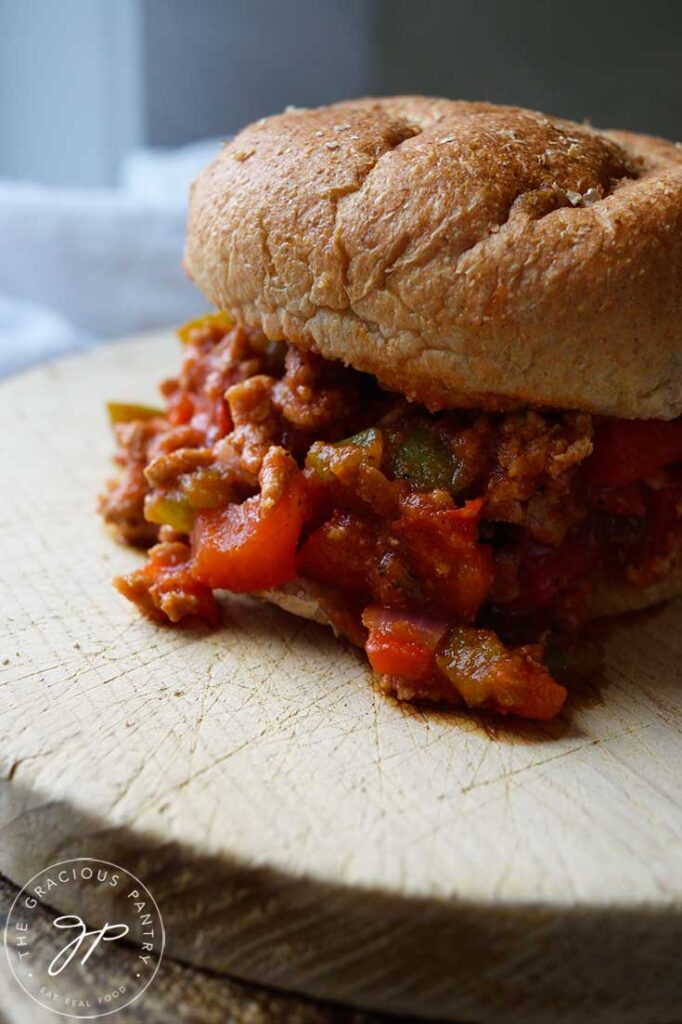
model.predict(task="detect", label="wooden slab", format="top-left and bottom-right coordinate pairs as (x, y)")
top-left (0, 874), bottom-right (402, 1024)
top-left (1, 333), bottom-right (682, 1024)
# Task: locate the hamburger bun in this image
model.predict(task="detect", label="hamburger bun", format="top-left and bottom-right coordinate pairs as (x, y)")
top-left (589, 560), bottom-right (682, 617)
top-left (262, 565), bottom-right (682, 635)
top-left (185, 97), bottom-right (682, 420)
top-left (259, 580), bottom-right (329, 628)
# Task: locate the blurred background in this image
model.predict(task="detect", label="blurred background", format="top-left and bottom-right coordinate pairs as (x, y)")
top-left (1, 0), bottom-right (681, 373)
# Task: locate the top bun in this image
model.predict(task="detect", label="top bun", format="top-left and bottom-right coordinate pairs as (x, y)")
top-left (185, 97), bottom-right (682, 419)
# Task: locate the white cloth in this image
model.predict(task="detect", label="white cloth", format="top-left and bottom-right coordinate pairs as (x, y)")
top-left (0, 139), bottom-right (221, 377)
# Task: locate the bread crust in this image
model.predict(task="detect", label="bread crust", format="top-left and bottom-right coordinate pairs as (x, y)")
top-left (588, 562), bottom-right (682, 617)
top-left (185, 97), bottom-right (682, 419)
top-left (259, 581), bottom-right (330, 627)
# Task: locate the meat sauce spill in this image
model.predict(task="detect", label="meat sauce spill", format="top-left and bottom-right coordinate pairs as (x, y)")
top-left (100, 315), bottom-right (682, 720)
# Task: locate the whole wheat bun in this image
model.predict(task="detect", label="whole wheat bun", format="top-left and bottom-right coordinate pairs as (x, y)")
top-left (262, 565), bottom-right (682, 637)
top-left (185, 97), bottom-right (682, 420)
top-left (588, 561), bottom-right (682, 617)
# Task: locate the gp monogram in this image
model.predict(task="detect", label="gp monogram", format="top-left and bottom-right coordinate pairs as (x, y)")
top-left (4, 858), bottom-right (164, 1019)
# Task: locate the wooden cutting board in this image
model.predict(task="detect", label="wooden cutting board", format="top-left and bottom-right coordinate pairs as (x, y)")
top-left (1, 333), bottom-right (681, 1024)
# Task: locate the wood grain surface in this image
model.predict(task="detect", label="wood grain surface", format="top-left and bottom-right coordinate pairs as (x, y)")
top-left (1, 334), bottom-right (681, 1024)
top-left (0, 874), bottom-right (413, 1024)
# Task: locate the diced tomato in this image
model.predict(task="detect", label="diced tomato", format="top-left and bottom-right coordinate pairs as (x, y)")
top-left (297, 509), bottom-right (427, 608)
top-left (362, 607), bottom-right (448, 681)
top-left (392, 497), bottom-right (494, 621)
top-left (165, 379), bottom-right (232, 441)
top-left (504, 654), bottom-right (568, 720)
top-left (188, 394), bottom-right (232, 444)
top-left (297, 512), bottom-right (381, 594)
top-left (299, 497), bottom-right (493, 620)
top-left (210, 396), bottom-right (231, 440)
top-left (191, 456), bottom-right (308, 592)
top-left (584, 418), bottom-right (682, 487)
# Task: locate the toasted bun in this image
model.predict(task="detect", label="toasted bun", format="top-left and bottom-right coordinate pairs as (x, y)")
top-left (185, 97), bottom-right (682, 419)
top-left (589, 562), bottom-right (682, 618)
top-left (262, 566), bottom-right (682, 638)
top-left (259, 580), bottom-right (330, 627)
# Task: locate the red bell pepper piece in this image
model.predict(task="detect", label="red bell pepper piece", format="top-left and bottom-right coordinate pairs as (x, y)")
top-left (362, 607), bottom-right (448, 681)
top-left (191, 452), bottom-right (309, 592)
top-left (584, 418), bottom-right (682, 487)
top-left (392, 497), bottom-right (494, 621)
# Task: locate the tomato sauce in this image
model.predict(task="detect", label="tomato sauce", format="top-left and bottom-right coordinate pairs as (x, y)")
top-left (100, 315), bottom-right (682, 720)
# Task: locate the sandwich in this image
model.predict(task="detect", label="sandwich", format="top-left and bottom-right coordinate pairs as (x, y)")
top-left (100, 97), bottom-right (682, 720)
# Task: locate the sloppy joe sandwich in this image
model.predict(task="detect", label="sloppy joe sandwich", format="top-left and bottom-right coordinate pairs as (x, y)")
top-left (100, 97), bottom-right (682, 720)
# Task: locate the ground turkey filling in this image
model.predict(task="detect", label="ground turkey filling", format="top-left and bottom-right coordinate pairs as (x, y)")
top-left (100, 314), bottom-right (682, 720)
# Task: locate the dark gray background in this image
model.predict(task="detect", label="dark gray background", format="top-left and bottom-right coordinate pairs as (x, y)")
top-left (1, 0), bottom-right (681, 186)
top-left (144, 0), bottom-right (682, 143)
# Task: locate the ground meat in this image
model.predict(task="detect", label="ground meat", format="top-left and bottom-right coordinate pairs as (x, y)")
top-left (114, 541), bottom-right (219, 624)
top-left (144, 446), bottom-right (214, 488)
top-left (626, 552), bottom-right (678, 587)
top-left (448, 417), bottom-right (495, 492)
top-left (101, 315), bottom-right (679, 644)
top-left (259, 444), bottom-right (300, 510)
top-left (273, 346), bottom-right (362, 436)
top-left (601, 482), bottom-right (682, 587)
top-left (219, 375), bottom-right (281, 484)
top-left (153, 425), bottom-right (207, 455)
top-left (484, 411), bottom-right (594, 545)
top-left (101, 313), bottom-right (682, 721)
top-left (161, 324), bottom-right (284, 445)
top-left (99, 417), bottom-right (167, 544)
